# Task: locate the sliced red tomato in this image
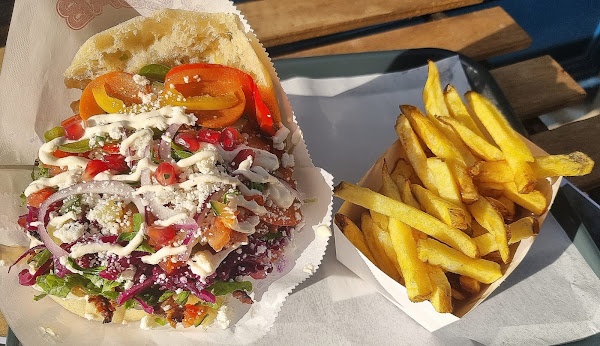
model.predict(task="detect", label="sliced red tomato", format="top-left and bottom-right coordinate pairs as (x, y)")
top-left (27, 188), bottom-right (56, 208)
top-left (155, 162), bottom-right (177, 186)
top-left (79, 72), bottom-right (151, 120)
top-left (102, 154), bottom-right (128, 173)
top-left (219, 127), bottom-right (245, 151)
top-left (259, 203), bottom-right (302, 226)
top-left (182, 304), bottom-right (208, 328)
top-left (174, 132), bottom-right (201, 152)
top-left (102, 143), bottom-right (120, 153)
top-left (61, 115), bottom-right (85, 140)
top-left (147, 225), bottom-right (176, 248)
top-left (83, 160), bottom-right (109, 181)
top-left (197, 129), bottom-right (221, 144)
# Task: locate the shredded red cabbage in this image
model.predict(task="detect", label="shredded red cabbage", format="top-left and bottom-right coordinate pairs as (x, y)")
top-left (18, 259), bottom-right (52, 286)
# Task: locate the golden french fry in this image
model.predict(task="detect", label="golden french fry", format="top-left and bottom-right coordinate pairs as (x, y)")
top-left (391, 172), bottom-right (422, 210)
top-left (369, 209), bottom-right (389, 234)
top-left (476, 153), bottom-right (595, 184)
top-left (334, 182), bottom-right (478, 258)
top-left (381, 160), bottom-right (403, 201)
top-left (471, 220), bottom-right (489, 237)
top-left (443, 84), bottom-right (487, 139)
top-left (502, 182), bottom-right (548, 216)
top-left (361, 213), bottom-right (402, 281)
top-left (475, 181), bottom-right (505, 199)
top-left (334, 213), bottom-right (377, 264)
top-left (392, 158), bottom-right (420, 185)
top-left (417, 238), bottom-right (502, 284)
top-left (497, 196), bottom-right (516, 220)
top-left (426, 158), bottom-right (463, 206)
top-left (388, 218), bottom-right (433, 302)
top-left (411, 184), bottom-right (468, 230)
top-left (465, 91), bottom-right (535, 194)
top-left (373, 221), bottom-right (404, 276)
top-left (403, 105), bottom-right (466, 165)
top-left (474, 217), bottom-right (539, 256)
top-left (451, 288), bottom-right (466, 301)
top-left (427, 265), bottom-right (453, 313)
top-left (487, 196), bottom-right (515, 223)
top-left (459, 275), bottom-right (481, 294)
top-left (423, 60), bottom-right (451, 118)
top-left (446, 158), bottom-right (479, 204)
top-left (437, 116), bottom-right (504, 161)
top-left (467, 196), bottom-right (510, 263)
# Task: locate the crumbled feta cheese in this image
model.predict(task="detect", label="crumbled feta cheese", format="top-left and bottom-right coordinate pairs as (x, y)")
top-left (216, 305), bottom-right (230, 329)
top-left (133, 74), bottom-right (149, 86)
top-left (281, 153), bottom-right (295, 168)
top-left (53, 221), bottom-right (85, 243)
top-left (303, 264), bottom-right (316, 274)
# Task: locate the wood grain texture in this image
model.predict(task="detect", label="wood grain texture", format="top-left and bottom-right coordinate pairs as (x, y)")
top-left (531, 115), bottom-right (600, 190)
top-left (239, 0), bottom-right (483, 47)
top-left (277, 7), bottom-right (531, 60)
top-left (490, 55), bottom-right (586, 120)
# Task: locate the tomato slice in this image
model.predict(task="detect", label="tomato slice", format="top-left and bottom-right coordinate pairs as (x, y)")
top-left (79, 72), bottom-right (151, 120)
top-left (102, 143), bottom-right (120, 154)
top-left (27, 188), bottom-right (56, 208)
top-left (147, 225), bottom-right (176, 248)
top-left (102, 154), bottom-right (128, 173)
top-left (61, 115), bottom-right (85, 140)
top-left (155, 162), bottom-right (177, 186)
top-left (174, 132), bottom-right (201, 152)
top-left (83, 160), bottom-right (109, 181)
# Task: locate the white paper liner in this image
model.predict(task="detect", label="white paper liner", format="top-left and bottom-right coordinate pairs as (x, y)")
top-left (0, 0), bottom-right (333, 344)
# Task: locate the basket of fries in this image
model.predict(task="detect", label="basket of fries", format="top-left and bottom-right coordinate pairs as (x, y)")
top-left (333, 61), bottom-right (594, 331)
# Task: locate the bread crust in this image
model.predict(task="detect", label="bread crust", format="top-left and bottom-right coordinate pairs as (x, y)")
top-left (64, 9), bottom-right (280, 122)
top-left (48, 295), bottom-right (147, 323)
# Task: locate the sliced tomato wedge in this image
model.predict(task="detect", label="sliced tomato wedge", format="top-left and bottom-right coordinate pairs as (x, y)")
top-left (147, 225), bottom-right (176, 248)
top-left (83, 160), bottom-right (109, 181)
top-left (27, 188), bottom-right (56, 208)
top-left (102, 154), bottom-right (128, 173)
top-left (155, 162), bottom-right (177, 186)
top-left (79, 72), bottom-right (151, 120)
top-left (61, 115), bottom-right (85, 140)
top-left (102, 143), bottom-right (120, 153)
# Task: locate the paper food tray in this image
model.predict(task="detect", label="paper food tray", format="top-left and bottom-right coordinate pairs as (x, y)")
top-left (334, 137), bottom-right (561, 332)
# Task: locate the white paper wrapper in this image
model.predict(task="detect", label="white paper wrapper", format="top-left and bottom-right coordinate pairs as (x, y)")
top-left (0, 0), bottom-right (332, 344)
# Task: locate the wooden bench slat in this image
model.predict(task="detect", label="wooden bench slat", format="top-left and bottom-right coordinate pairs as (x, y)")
top-left (531, 115), bottom-right (600, 190)
top-left (276, 7), bottom-right (531, 60)
top-left (239, 0), bottom-right (483, 47)
top-left (490, 55), bottom-right (586, 120)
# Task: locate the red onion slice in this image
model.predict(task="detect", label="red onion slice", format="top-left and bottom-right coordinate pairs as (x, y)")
top-left (158, 123), bottom-right (181, 161)
top-left (37, 181), bottom-right (146, 258)
top-left (274, 175), bottom-right (304, 203)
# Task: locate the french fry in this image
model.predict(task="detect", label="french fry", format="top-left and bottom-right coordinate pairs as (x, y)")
top-left (443, 84), bottom-right (487, 139)
top-left (426, 158), bottom-right (463, 206)
top-left (334, 182), bottom-right (478, 258)
top-left (475, 152), bottom-right (594, 183)
top-left (417, 238), bottom-right (502, 284)
top-left (497, 196), bottom-right (516, 220)
top-left (334, 213), bottom-right (377, 264)
top-left (451, 288), bottom-right (466, 301)
top-left (361, 213), bottom-right (402, 281)
top-left (423, 60), bottom-right (451, 118)
top-left (467, 196), bottom-right (510, 263)
top-left (427, 265), bottom-right (453, 313)
top-left (487, 196), bottom-right (515, 222)
top-left (381, 160), bottom-right (403, 201)
top-left (403, 105), bottom-right (465, 165)
top-left (392, 158), bottom-right (420, 185)
top-left (370, 209), bottom-right (389, 233)
top-left (391, 173), bottom-right (422, 210)
top-left (475, 181), bottom-right (505, 199)
top-left (471, 220), bottom-right (489, 237)
top-left (395, 115), bottom-right (439, 194)
top-left (474, 216), bottom-right (539, 256)
top-left (446, 158), bottom-right (479, 204)
top-left (459, 275), bottom-right (481, 294)
top-left (437, 115), bottom-right (504, 161)
top-left (465, 92), bottom-right (535, 193)
top-left (411, 184), bottom-right (468, 230)
top-left (502, 182), bottom-right (548, 216)
top-left (373, 221), bottom-right (404, 276)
